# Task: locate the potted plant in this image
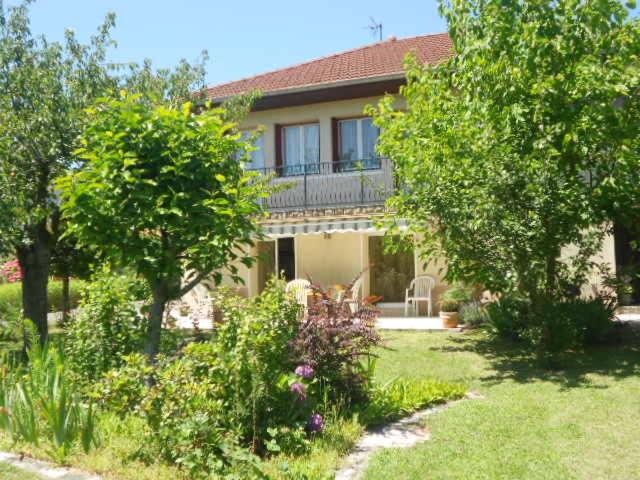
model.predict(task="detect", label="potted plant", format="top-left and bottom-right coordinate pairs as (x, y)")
top-left (439, 299), bottom-right (461, 328)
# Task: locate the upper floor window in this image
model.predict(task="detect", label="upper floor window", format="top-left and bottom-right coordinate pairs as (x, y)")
top-left (282, 123), bottom-right (320, 176)
top-left (238, 131), bottom-right (265, 170)
top-left (338, 117), bottom-right (380, 170)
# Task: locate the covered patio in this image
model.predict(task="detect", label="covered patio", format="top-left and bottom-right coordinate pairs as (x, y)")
top-left (253, 216), bottom-right (450, 320)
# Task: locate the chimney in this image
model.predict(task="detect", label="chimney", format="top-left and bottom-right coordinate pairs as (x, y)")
top-left (388, 35), bottom-right (397, 42)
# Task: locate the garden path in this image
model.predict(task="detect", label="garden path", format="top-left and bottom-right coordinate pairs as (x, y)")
top-left (0, 452), bottom-right (100, 480)
top-left (334, 391), bottom-right (483, 480)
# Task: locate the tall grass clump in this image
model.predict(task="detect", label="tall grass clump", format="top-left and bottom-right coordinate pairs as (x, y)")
top-left (0, 322), bottom-right (99, 461)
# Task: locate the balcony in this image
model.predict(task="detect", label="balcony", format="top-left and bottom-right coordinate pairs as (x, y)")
top-left (249, 158), bottom-right (395, 212)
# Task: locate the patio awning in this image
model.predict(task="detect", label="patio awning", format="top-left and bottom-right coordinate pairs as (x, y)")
top-left (262, 219), bottom-right (406, 238)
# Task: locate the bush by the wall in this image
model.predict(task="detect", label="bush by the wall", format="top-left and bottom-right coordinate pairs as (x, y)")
top-left (486, 295), bottom-right (615, 360)
top-left (485, 295), bottom-right (530, 340)
top-left (460, 300), bottom-right (489, 327)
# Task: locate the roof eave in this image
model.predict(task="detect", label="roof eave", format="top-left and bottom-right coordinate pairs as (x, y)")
top-left (209, 72), bottom-right (406, 104)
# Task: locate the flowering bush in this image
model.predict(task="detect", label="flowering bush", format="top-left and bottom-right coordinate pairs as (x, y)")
top-left (0, 260), bottom-right (22, 283)
top-left (291, 276), bottom-right (382, 402)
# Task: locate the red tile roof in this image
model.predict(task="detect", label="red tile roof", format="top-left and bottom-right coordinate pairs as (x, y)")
top-left (206, 33), bottom-right (453, 100)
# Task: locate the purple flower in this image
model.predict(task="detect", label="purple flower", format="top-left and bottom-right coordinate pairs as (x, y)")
top-left (295, 364), bottom-right (315, 379)
top-left (307, 413), bottom-right (324, 433)
top-left (290, 382), bottom-right (307, 401)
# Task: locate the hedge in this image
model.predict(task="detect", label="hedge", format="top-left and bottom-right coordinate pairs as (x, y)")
top-left (0, 279), bottom-right (88, 316)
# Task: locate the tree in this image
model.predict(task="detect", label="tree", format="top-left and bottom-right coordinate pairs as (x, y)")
top-left (369, 0), bottom-right (640, 308)
top-left (0, 1), bottom-right (116, 343)
top-left (58, 92), bottom-right (267, 360)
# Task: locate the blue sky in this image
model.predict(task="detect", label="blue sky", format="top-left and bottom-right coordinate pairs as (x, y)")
top-left (8, 0), bottom-right (447, 87)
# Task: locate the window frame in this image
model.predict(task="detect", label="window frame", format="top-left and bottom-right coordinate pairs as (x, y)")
top-left (281, 121), bottom-right (320, 176)
top-left (336, 116), bottom-right (380, 171)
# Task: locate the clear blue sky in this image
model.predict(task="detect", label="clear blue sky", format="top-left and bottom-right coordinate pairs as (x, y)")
top-left (8, 0), bottom-right (446, 87)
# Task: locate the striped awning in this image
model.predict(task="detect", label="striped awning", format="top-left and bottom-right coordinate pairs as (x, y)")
top-left (261, 219), bottom-right (406, 238)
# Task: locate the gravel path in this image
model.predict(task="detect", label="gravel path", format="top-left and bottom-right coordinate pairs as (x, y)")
top-left (335, 391), bottom-right (483, 480)
top-left (0, 452), bottom-right (100, 480)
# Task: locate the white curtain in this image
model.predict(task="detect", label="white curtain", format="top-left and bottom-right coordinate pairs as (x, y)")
top-left (303, 124), bottom-right (320, 165)
top-left (362, 118), bottom-right (380, 167)
top-left (237, 132), bottom-right (265, 170)
top-left (284, 126), bottom-right (302, 174)
top-left (339, 119), bottom-right (358, 162)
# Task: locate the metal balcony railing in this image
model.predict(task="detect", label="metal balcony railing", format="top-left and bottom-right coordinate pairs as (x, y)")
top-left (248, 157), bottom-right (394, 211)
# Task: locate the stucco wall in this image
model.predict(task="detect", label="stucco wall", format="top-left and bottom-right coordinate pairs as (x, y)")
top-left (296, 232), bottom-right (365, 288)
top-left (239, 95), bottom-right (404, 169)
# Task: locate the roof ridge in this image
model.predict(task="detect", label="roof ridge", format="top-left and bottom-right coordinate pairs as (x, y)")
top-left (206, 31), bottom-right (449, 93)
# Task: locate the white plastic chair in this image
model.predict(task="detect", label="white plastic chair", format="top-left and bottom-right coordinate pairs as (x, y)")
top-left (340, 277), bottom-right (363, 313)
top-left (285, 279), bottom-right (311, 308)
top-left (405, 275), bottom-right (435, 317)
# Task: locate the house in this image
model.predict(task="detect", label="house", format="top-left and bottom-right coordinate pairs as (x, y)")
top-left (203, 33), bottom-right (618, 316)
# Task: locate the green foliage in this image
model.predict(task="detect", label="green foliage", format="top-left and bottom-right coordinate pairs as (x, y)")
top-left (439, 300), bottom-right (460, 313)
top-left (487, 296), bottom-right (615, 361)
top-left (459, 301), bottom-right (489, 327)
top-left (0, 323), bottom-right (99, 461)
top-left (0, 2), bottom-right (119, 342)
top-left (485, 296), bottom-right (531, 340)
top-left (358, 378), bottom-right (466, 427)
top-left (90, 353), bottom-right (153, 417)
top-left (0, 279), bottom-right (87, 317)
top-left (58, 91), bottom-right (268, 358)
top-left (63, 268), bottom-right (147, 384)
top-left (369, 0), bottom-right (640, 307)
top-left (138, 280), bottom-right (302, 477)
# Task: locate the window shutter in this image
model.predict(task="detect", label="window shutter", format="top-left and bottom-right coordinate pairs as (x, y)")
top-left (331, 117), bottom-right (339, 173)
top-left (275, 124), bottom-right (283, 176)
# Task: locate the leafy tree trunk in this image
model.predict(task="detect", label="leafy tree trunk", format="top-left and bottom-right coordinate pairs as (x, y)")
top-left (16, 221), bottom-right (51, 345)
top-left (62, 275), bottom-right (70, 323)
top-left (145, 280), bottom-right (168, 362)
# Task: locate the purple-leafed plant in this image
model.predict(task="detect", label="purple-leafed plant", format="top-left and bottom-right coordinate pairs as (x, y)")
top-left (291, 273), bottom-right (381, 402)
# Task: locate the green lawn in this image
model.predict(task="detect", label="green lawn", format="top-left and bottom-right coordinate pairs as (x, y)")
top-left (366, 328), bottom-right (640, 480)
top-left (0, 463), bottom-right (42, 479)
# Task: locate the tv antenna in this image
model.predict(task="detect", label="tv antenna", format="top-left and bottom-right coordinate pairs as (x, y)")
top-left (366, 17), bottom-right (383, 41)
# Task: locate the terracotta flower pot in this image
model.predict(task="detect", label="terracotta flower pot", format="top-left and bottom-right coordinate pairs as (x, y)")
top-left (439, 311), bottom-right (459, 328)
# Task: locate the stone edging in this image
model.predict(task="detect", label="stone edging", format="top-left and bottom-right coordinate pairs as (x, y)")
top-left (0, 451), bottom-right (101, 480)
top-left (335, 391), bottom-right (484, 480)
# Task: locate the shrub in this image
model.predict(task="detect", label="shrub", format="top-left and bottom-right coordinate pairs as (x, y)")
top-left (0, 279), bottom-right (87, 317)
top-left (291, 277), bottom-right (382, 402)
top-left (486, 295), bottom-right (615, 360)
top-left (63, 269), bottom-right (147, 383)
top-left (485, 295), bottom-right (530, 340)
top-left (0, 324), bottom-right (99, 461)
top-left (0, 260), bottom-right (21, 283)
top-left (459, 301), bottom-right (488, 327)
top-left (140, 279), bottom-right (304, 478)
top-left (90, 353), bottom-right (153, 417)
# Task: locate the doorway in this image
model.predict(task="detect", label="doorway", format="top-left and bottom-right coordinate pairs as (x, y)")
top-left (256, 237), bottom-right (296, 293)
top-left (369, 236), bottom-right (415, 302)
top-left (277, 237), bottom-right (296, 282)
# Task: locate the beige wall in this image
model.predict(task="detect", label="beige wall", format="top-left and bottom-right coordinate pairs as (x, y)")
top-left (296, 232), bottom-right (365, 288)
top-left (240, 95), bottom-right (404, 168)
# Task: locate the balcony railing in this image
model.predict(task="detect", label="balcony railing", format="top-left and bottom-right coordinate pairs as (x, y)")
top-left (249, 158), bottom-right (394, 211)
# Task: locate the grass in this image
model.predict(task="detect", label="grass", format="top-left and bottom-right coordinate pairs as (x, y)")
top-left (0, 462), bottom-right (43, 479)
top-left (5, 326), bottom-right (638, 479)
top-left (364, 328), bottom-right (640, 480)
